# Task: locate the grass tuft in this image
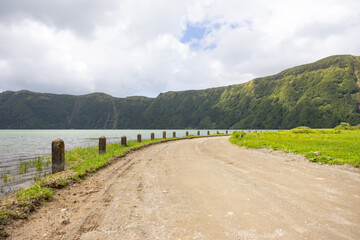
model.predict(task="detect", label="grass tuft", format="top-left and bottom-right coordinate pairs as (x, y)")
top-left (15, 183), bottom-right (54, 204)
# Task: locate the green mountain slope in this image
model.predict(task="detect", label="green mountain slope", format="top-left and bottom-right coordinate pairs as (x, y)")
top-left (0, 91), bottom-right (152, 129)
top-left (216, 55), bottom-right (360, 128)
top-left (0, 55), bottom-right (359, 129)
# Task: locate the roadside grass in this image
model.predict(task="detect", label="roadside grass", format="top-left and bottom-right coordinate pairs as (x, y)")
top-left (65, 139), bottom-right (166, 178)
top-left (0, 133), bottom-right (227, 236)
top-left (15, 183), bottom-right (54, 205)
top-left (230, 128), bottom-right (360, 168)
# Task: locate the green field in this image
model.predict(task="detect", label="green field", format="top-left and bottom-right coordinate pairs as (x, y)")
top-left (230, 127), bottom-right (360, 168)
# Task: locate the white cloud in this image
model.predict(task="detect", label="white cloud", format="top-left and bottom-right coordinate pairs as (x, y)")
top-left (0, 0), bottom-right (359, 97)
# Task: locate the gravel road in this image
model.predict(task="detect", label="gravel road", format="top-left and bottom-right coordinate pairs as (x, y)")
top-left (8, 136), bottom-right (360, 239)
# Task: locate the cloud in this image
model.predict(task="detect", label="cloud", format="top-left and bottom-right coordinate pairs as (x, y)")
top-left (0, 0), bottom-right (118, 36)
top-left (0, 0), bottom-right (359, 97)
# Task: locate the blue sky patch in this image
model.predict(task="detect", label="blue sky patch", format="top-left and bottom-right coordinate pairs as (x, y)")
top-left (204, 43), bottom-right (217, 51)
top-left (181, 22), bottom-right (220, 51)
top-left (181, 24), bottom-right (207, 44)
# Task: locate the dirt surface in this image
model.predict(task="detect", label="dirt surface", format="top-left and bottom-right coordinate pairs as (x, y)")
top-left (7, 136), bottom-right (360, 239)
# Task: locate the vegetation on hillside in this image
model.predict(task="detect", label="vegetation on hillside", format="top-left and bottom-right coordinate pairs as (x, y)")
top-left (230, 124), bottom-right (360, 168)
top-left (217, 55), bottom-right (360, 129)
top-left (0, 55), bottom-right (359, 129)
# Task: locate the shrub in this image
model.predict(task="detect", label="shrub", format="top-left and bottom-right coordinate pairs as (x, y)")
top-left (335, 122), bottom-right (351, 130)
top-left (290, 126), bottom-right (314, 133)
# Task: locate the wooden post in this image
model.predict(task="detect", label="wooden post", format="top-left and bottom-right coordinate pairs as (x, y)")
top-left (99, 136), bottom-right (106, 154)
top-left (186, 131), bottom-right (189, 136)
top-left (216, 131), bottom-right (219, 134)
top-left (151, 132), bottom-right (155, 140)
top-left (52, 138), bottom-right (65, 174)
top-left (207, 130), bottom-right (210, 135)
top-left (163, 131), bottom-right (166, 139)
top-left (197, 130), bottom-right (200, 136)
top-left (173, 132), bottom-right (176, 138)
top-left (121, 136), bottom-right (127, 146)
top-left (226, 130), bottom-right (228, 134)
top-left (137, 134), bottom-right (141, 143)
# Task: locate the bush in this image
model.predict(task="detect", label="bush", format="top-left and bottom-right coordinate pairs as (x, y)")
top-left (335, 122), bottom-right (351, 130)
top-left (290, 126), bottom-right (314, 134)
top-left (232, 131), bottom-right (246, 138)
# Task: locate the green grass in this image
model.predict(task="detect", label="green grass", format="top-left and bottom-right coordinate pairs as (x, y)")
top-left (29, 156), bottom-right (50, 172)
top-left (15, 183), bottom-right (53, 205)
top-left (230, 128), bottom-right (360, 167)
top-left (65, 139), bottom-right (168, 178)
top-left (1, 171), bottom-right (10, 184)
top-left (17, 161), bottom-right (29, 175)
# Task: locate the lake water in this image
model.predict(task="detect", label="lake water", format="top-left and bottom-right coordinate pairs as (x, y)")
top-left (0, 129), bottom-right (241, 197)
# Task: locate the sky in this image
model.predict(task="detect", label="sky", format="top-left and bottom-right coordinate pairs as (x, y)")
top-left (0, 0), bottom-right (359, 98)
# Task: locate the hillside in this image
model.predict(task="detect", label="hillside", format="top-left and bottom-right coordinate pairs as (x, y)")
top-left (0, 55), bottom-right (359, 129)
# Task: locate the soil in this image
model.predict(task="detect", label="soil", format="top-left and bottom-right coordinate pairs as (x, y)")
top-left (6, 136), bottom-right (360, 239)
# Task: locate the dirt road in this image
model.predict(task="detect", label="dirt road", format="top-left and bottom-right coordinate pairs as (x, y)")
top-left (8, 136), bottom-right (360, 239)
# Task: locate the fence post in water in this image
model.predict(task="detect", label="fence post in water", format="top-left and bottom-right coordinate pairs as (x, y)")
top-left (173, 132), bottom-right (176, 138)
top-left (226, 130), bottom-right (228, 134)
top-left (197, 130), bottom-right (200, 136)
top-left (52, 138), bottom-right (65, 174)
top-left (137, 134), bottom-right (141, 143)
top-left (99, 136), bottom-right (106, 154)
top-left (163, 131), bottom-right (166, 139)
top-left (121, 136), bottom-right (127, 146)
top-left (207, 130), bottom-right (210, 135)
top-left (217, 131), bottom-right (219, 134)
top-left (186, 131), bottom-right (189, 136)
top-left (151, 132), bottom-right (155, 140)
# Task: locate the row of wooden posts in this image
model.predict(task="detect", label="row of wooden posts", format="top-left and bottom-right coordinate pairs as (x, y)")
top-left (51, 130), bottom-right (229, 174)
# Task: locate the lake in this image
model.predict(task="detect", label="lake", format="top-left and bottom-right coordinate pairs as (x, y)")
top-left (0, 129), bottom-right (240, 197)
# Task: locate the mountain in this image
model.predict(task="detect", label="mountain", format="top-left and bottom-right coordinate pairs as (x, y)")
top-left (1, 55), bottom-right (359, 129)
